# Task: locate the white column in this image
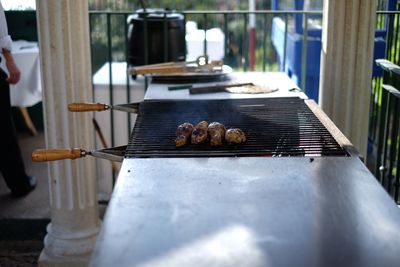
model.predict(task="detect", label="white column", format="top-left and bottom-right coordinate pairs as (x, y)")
top-left (36, 1), bottom-right (100, 266)
top-left (319, 0), bottom-right (377, 158)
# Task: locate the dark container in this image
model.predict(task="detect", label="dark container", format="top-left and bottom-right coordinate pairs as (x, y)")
top-left (127, 8), bottom-right (186, 67)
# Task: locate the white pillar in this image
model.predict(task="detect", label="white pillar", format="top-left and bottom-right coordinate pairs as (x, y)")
top-left (36, 1), bottom-right (100, 266)
top-left (319, 0), bottom-right (377, 158)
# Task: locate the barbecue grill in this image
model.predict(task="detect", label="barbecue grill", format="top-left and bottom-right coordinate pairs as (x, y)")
top-left (85, 73), bottom-right (400, 267)
top-left (127, 97), bottom-right (350, 158)
top-left (32, 96), bottom-right (355, 162)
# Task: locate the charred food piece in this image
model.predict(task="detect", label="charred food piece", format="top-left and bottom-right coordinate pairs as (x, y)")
top-left (191, 121), bottom-right (209, 144)
top-left (207, 122), bottom-right (226, 146)
top-left (225, 128), bottom-right (246, 144)
top-left (175, 122), bottom-right (194, 147)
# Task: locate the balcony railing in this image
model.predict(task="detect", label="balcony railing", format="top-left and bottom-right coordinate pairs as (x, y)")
top-left (371, 59), bottom-right (400, 204)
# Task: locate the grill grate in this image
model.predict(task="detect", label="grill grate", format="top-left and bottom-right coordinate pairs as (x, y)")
top-left (125, 97), bottom-right (349, 158)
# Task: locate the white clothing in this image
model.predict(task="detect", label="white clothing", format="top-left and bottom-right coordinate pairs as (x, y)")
top-left (0, 2), bottom-right (12, 52)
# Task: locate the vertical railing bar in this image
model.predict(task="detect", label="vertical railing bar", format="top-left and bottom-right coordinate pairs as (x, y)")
top-left (368, 78), bottom-right (376, 140)
top-left (390, 12), bottom-right (397, 62)
top-left (89, 13), bottom-right (95, 101)
top-left (106, 13), bottom-right (115, 148)
top-left (388, 94), bottom-right (398, 195)
top-left (376, 88), bottom-right (388, 182)
top-left (262, 13), bottom-right (267, 72)
top-left (124, 13), bottom-right (132, 136)
top-left (223, 13), bottom-right (228, 60)
top-left (143, 11), bottom-right (149, 92)
top-left (370, 77), bottom-right (380, 141)
top-left (395, 12), bottom-right (400, 64)
top-left (369, 90), bottom-right (374, 145)
top-left (283, 13), bottom-right (288, 72)
top-left (372, 78), bottom-right (382, 140)
top-left (163, 12), bottom-right (168, 62)
top-left (143, 11), bottom-right (149, 65)
top-left (385, 13), bottom-right (394, 60)
top-left (183, 13), bottom-right (187, 60)
top-left (382, 91), bottom-right (392, 189)
top-left (301, 12), bottom-right (308, 92)
top-left (375, 77), bottom-right (383, 140)
top-left (388, 94), bottom-right (399, 196)
top-left (243, 13), bottom-right (248, 72)
top-left (394, 97), bottom-right (400, 202)
top-left (204, 13), bottom-right (208, 56)
top-left (106, 13), bottom-right (116, 185)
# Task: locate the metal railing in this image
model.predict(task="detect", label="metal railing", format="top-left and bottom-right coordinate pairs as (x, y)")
top-left (371, 60), bottom-right (400, 204)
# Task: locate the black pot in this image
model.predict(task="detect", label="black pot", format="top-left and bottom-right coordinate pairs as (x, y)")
top-left (127, 8), bottom-right (186, 67)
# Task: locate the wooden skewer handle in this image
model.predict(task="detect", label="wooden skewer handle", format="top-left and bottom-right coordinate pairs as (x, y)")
top-left (129, 65), bottom-right (185, 75)
top-left (32, 148), bottom-right (83, 162)
top-left (131, 61), bottom-right (180, 70)
top-left (68, 103), bottom-right (108, 112)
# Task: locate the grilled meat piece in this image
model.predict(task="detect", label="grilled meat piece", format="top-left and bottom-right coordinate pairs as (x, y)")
top-left (207, 122), bottom-right (226, 146)
top-left (175, 122), bottom-right (194, 147)
top-left (225, 128), bottom-right (246, 144)
top-left (191, 121), bottom-right (209, 144)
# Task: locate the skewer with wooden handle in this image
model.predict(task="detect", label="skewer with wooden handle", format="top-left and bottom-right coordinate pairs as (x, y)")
top-left (68, 102), bottom-right (139, 113)
top-left (128, 60), bottom-right (223, 75)
top-left (32, 148), bottom-right (84, 162)
top-left (127, 55), bottom-right (210, 75)
top-left (32, 146), bottom-right (125, 162)
top-left (129, 65), bottom-right (187, 75)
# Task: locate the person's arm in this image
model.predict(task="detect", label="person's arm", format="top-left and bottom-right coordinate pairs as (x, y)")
top-left (2, 48), bottom-right (20, 84)
top-left (0, 2), bottom-right (20, 84)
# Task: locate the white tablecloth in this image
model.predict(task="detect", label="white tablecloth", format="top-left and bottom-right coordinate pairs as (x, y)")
top-left (0, 40), bottom-right (42, 107)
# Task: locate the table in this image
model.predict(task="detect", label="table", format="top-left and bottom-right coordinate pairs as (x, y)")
top-left (0, 40), bottom-right (42, 135)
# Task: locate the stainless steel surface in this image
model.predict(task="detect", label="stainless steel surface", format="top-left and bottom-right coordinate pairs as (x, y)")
top-left (90, 157), bottom-right (400, 267)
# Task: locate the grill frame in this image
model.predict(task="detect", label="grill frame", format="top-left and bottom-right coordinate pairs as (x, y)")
top-left (125, 97), bottom-right (354, 158)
